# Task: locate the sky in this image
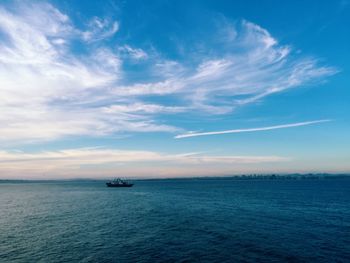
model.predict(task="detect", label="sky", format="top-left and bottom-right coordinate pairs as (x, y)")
top-left (0, 0), bottom-right (349, 179)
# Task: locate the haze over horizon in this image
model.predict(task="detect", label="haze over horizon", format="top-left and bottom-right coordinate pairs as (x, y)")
top-left (0, 0), bottom-right (349, 179)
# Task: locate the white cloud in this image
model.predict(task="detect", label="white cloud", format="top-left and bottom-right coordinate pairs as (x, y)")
top-left (82, 17), bottom-right (119, 42)
top-left (118, 45), bottom-right (148, 60)
top-left (103, 103), bottom-right (186, 114)
top-left (0, 3), bottom-right (178, 143)
top-left (0, 2), bottom-right (337, 144)
top-left (107, 21), bottom-right (336, 114)
top-left (175, 120), bottom-right (331, 138)
top-left (0, 148), bottom-right (288, 179)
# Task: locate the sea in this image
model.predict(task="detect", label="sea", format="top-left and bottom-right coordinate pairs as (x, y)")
top-left (1, 178), bottom-right (349, 262)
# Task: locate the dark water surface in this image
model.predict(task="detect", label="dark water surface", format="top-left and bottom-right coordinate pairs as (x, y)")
top-left (1, 179), bottom-right (350, 262)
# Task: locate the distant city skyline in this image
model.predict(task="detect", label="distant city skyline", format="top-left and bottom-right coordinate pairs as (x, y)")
top-left (0, 0), bottom-right (349, 179)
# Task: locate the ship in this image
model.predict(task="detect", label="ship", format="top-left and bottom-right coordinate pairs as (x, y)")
top-left (106, 178), bottom-right (134, 187)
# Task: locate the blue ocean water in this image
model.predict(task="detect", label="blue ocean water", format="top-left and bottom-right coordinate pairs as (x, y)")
top-left (1, 179), bottom-right (350, 262)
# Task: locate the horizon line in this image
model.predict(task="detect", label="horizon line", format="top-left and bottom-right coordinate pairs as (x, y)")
top-left (0, 172), bottom-right (349, 182)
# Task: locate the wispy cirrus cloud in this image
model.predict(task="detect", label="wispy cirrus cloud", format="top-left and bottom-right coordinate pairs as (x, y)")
top-left (118, 45), bottom-right (148, 60)
top-left (0, 2), bottom-right (178, 143)
top-left (175, 120), bottom-right (332, 139)
top-left (82, 17), bottom-right (119, 42)
top-left (112, 20), bottom-right (337, 114)
top-left (0, 2), bottom-right (336, 144)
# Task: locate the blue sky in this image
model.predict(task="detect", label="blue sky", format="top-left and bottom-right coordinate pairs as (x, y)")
top-left (0, 0), bottom-right (349, 179)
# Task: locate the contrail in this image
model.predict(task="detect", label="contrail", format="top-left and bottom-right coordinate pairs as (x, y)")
top-left (175, 119), bottom-right (331, 139)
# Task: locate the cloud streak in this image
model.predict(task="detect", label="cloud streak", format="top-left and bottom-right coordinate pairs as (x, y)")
top-left (0, 148), bottom-right (288, 179)
top-left (175, 120), bottom-right (332, 138)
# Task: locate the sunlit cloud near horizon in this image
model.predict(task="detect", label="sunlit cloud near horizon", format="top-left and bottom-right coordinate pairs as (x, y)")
top-left (0, 1), bottom-right (348, 179)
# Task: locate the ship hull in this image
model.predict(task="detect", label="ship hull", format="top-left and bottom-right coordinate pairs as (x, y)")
top-left (106, 182), bottom-right (133, 187)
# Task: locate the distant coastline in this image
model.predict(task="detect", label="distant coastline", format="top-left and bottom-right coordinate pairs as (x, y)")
top-left (142, 173), bottom-right (350, 181)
